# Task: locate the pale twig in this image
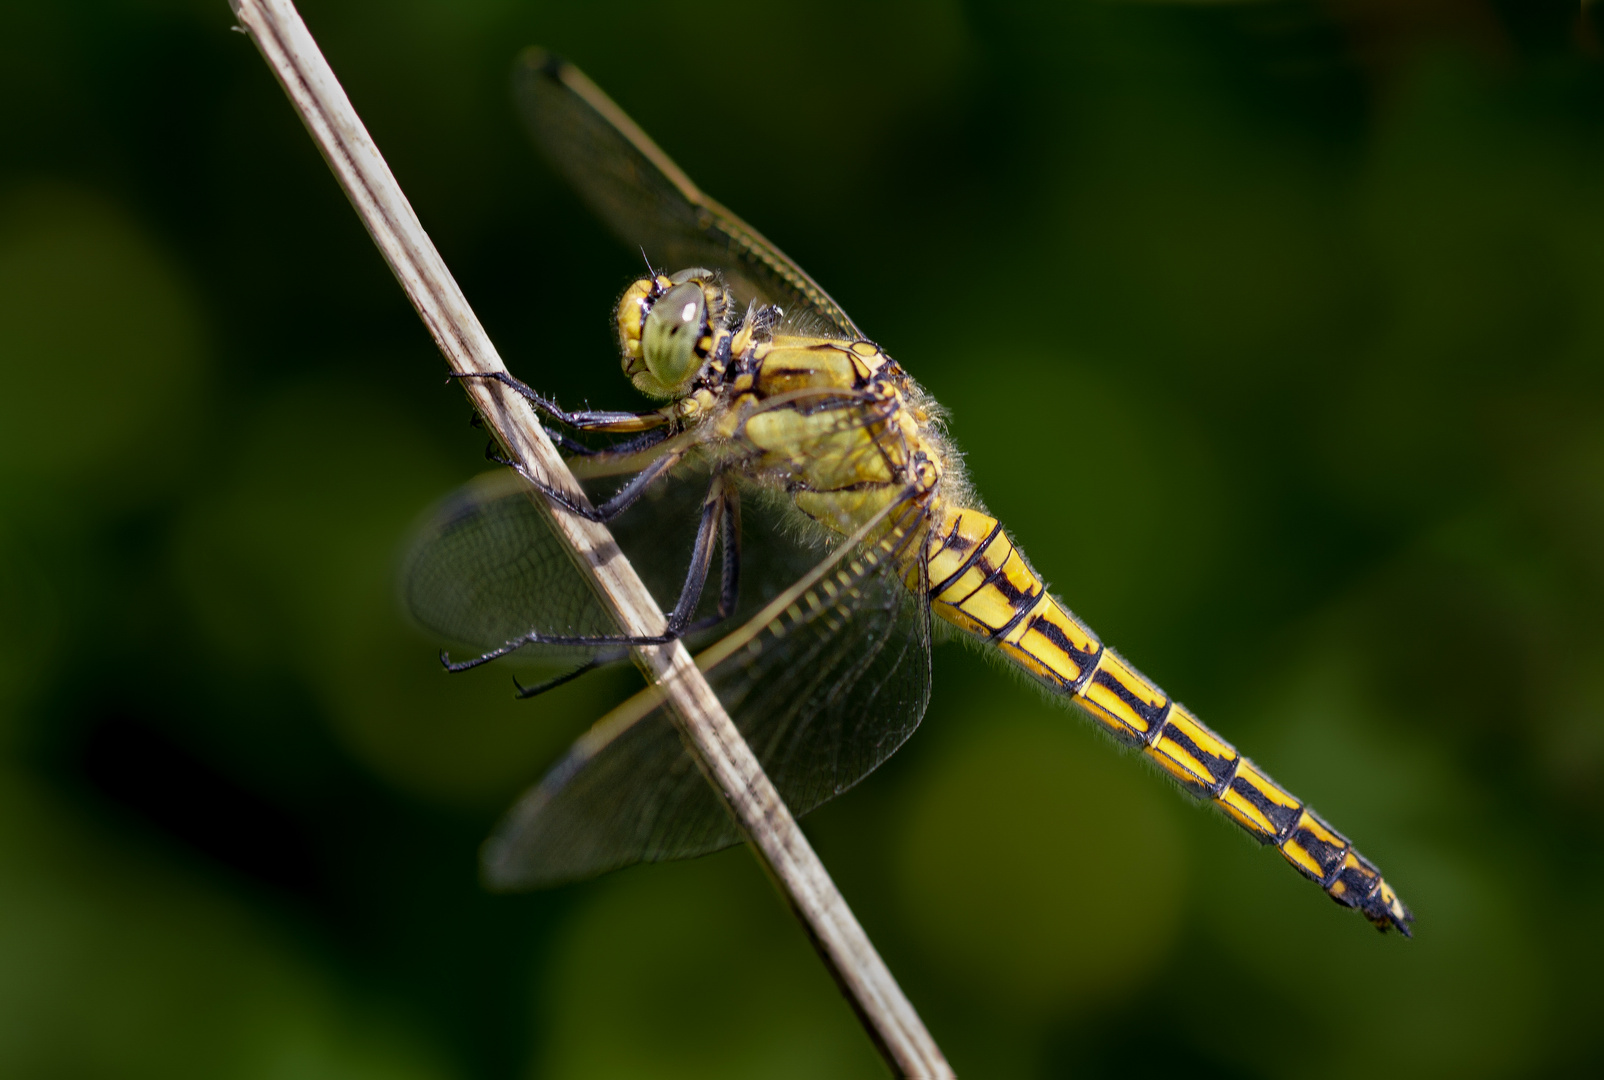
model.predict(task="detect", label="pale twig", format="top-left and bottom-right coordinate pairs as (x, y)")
top-left (226, 1), bottom-right (951, 1074)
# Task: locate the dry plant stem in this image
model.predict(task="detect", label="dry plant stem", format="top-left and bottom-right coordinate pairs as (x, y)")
top-left (227, 1), bottom-right (951, 1075)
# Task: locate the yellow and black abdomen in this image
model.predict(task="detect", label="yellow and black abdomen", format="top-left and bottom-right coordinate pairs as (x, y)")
top-left (925, 503), bottom-right (1413, 934)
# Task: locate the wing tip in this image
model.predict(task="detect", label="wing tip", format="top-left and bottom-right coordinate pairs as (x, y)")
top-left (479, 837), bottom-right (536, 892)
top-left (515, 45), bottom-right (563, 78)
top-left (479, 831), bottom-right (623, 892)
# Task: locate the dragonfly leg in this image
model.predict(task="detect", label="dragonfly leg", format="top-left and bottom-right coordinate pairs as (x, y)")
top-left (510, 448), bottom-right (683, 524)
top-left (510, 652), bottom-right (625, 699)
top-left (673, 483), bottom-right (742, 635)
top-left (440, 623), bottom-right (681, 672)
top-left (470, 403), bottom-right (671, 461)
top-left (662, 476), bottom-right (734, 631)
top-left (480, 428), bottom-right (676, 482)
top-left (438, 476), bottom-right (737, 676)
top-left (451, 370), bottom-right (667, 432)
top-left (560, 426), bottom-right (672, 460)
top-left (717, 486), bottom-right (741, 619)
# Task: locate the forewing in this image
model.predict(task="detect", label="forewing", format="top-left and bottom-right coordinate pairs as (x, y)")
top-left (401, 467), bottom-right (828, 664)
top-left (402, 469), bottom-right (709, 664)
top-left (514, 49), bottom-right (861, 340)
top-left (482, 494), bottom-right (933, 888)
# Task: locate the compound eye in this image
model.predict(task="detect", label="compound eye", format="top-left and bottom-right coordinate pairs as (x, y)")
top-left (642, 281), bottom-right (706, 393)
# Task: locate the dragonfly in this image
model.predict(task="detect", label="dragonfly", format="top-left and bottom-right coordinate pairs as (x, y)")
top-left (403, 49), bottom-right (1413, 935)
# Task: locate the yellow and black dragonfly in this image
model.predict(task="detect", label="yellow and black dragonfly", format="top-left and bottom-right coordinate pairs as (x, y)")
top-left (403, 50), bottom-right (1412, 934)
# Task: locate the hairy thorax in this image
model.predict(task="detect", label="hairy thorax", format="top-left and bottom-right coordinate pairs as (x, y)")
top-left (704, 333), bottom-right (954, 538)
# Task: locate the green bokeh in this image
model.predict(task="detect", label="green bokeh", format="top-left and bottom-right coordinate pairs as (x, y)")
top-left (894, 698), bottom-right (1188, 1021)
top-left (3, 1), bottom-right (1602, 1076)
top-left (535, 855), bottom-right (885, 1079)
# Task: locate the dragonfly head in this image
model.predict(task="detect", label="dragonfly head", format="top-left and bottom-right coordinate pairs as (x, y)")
top-left (615, 268), bottom-right (731, 400)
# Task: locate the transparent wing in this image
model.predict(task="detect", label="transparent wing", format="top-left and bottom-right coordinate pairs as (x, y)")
top-left (515, 49), bottom-right (861, 340)
top-left (402, 469), bottom-right (699, 666)
top-left (400, 467), bottom-right (824, 665)
top-left (482, 493), bottom-right (934, 888)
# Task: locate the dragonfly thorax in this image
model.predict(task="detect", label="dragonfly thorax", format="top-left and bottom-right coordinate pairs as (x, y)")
top-left (614, 268), bottom-right (731, 399)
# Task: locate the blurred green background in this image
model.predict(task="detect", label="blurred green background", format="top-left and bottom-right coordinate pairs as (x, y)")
top-left (2, 0), bottom-right (1601, 1076)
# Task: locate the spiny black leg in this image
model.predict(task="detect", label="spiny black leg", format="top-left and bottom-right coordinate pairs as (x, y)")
top-left (485, 421), bottom-right (670, 466)
top-left (662, 479), bottom-right (725, 631)
top-left (678, 483), bottom-right (742, 636)
top-left (717, 485), bottom-right (741, 619)
top-left (482, 439), bottom-right (517, 468)
top-left (455, 451), bottom-right (685, 527)
top-left (440, 619), bottom-right (685, 672)
top-left (450, 370), bottom-right (664, 432)
top-left (544, 426), bottom-right (673, 461)
top-left (437, 477), bottom-right (731, 675)
top-left (511, 449), bottom-right (683, 524)
top-left (441, 644), bottom-right (523, 673)
top-left (549, 429), bottom-right (593, 456)
top-left (463, 375), bottom-right (667, 460)
top-left (511, 656), bottom-right (611, 699)
top-left (599, 427), bottom-right (673, 458)
top-left (582, 451), bottom-right (682, 521)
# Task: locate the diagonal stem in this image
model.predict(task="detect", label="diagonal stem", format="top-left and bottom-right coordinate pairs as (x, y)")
top-left (225, 1), bottom-right (951, 1074)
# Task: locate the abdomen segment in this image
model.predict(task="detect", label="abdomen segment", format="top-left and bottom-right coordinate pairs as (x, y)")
top-left (925, 504), bottom-right (1413, 934)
